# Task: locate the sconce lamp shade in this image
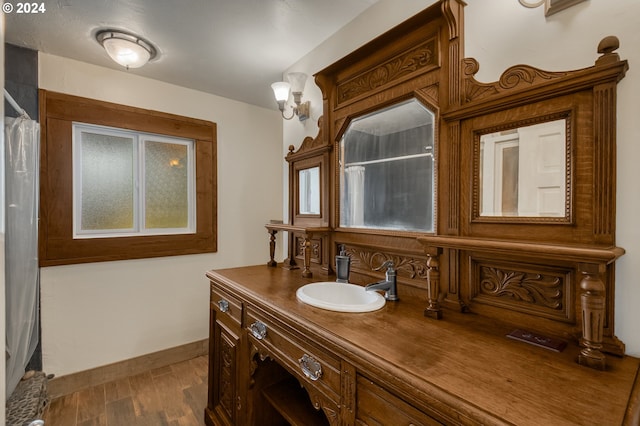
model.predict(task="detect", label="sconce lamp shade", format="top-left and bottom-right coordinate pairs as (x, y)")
top-left (96, 30), bottom-right (157, 69)
top-left (271, 81), bottom-right (291, 102)
top-left (287, 72), bottom-right (308, 93)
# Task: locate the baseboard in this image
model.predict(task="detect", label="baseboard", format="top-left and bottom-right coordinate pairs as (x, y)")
top-left (47, 338), bottom-right (208, 398)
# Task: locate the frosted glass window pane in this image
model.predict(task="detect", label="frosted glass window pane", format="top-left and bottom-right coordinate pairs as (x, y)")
top-left (145, 141), bottom-right (189, 228)
top-left (80, 132), bottom-right (134, 230)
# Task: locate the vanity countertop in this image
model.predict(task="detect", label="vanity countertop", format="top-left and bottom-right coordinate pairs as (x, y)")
top-left (207, 265), bottom-right (640, 425)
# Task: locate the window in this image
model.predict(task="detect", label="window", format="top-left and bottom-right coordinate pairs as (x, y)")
top-left (73, 124), bottom-right (195, 238)
top-left (39, 90), bottom-right (216, 266)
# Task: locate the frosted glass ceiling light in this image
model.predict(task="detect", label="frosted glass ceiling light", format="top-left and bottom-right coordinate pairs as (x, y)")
top-left (96, 30), bottom-right (158, 69)
top-left (271, 72), bottom-right (310, 122)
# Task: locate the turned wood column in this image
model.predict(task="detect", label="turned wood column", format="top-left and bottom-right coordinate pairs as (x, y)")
top-left (267, 229), bottom-right (278, 267)
top-left (301, 234), bottom-right (313, 278)
top-left (578, 262), bottom-right (607, 370)
top-left (424, 247), bottom-right (443, 320)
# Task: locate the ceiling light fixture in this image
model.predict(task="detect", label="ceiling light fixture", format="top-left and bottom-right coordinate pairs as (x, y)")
top-left (271, 72), bottom-right (310, 121)
top-left (96, 29), bottom-right (158, 69)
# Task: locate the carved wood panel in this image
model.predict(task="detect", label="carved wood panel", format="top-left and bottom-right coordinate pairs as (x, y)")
top-left (214, 322), bottom-right (238, 424)
top-left (469, 257), bottom-right (573, 322)
top-left (336, 36), bottom-right (439, 106)
top-left (343, 245), bottom-right (429, 281)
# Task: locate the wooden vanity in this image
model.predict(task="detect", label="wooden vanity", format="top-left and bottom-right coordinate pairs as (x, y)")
top-left (206, 1), bottom-right (639, 424)
top-left (206, 265), bottom-right (639, 425)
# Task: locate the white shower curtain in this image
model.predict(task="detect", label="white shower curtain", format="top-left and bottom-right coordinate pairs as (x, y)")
top-left (345, 165), bottom-right (365, 227)
top-left (5, 116), bottom-right (40, 397)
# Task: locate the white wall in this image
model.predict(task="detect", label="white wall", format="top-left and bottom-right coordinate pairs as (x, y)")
top-left (283, 0), bottom-right (640, 356)
top-left (39, 54), bottom-right (284, 376)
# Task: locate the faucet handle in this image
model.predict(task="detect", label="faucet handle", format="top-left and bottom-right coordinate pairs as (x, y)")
top-left (375, 260), bottom-right (395, 273)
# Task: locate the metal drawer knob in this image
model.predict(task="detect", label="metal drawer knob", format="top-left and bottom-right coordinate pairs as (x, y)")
top-left (218, 299), bottom-right (229, 313)
top-left (250, 321), bottom-right (267, 340)
top-left (299, 354), bottom-right (322, 381)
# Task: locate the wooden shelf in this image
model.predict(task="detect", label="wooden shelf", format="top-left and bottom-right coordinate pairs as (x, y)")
top-left (262, 378), bottom-right (329, 426)
top-left (265, 223), bottom-right (331, 234)
top-left (416, 235), bottom-right (624, 264)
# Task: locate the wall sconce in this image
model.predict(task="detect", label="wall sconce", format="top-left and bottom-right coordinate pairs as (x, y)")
top-left (518, 0), bottom-right (587, 16)
top-left (271, 72), bottom-right (310, 121)
top-left (96, 29), bottom-right (158, 69)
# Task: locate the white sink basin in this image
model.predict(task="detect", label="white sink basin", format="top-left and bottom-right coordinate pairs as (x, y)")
top-left (296, 282), bottom-right (385, 313)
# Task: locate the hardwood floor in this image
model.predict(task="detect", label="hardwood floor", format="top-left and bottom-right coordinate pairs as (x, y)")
top-left (42, 355), bottom-right (209, 426)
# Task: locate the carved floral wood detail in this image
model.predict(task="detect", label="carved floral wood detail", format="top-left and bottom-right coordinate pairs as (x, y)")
top-left (463, 57), bottom-right (570, 103)
top-left (337, 37), bottom-right (438, 104)
top-left (344, 246), bottom-right (429, 280)
top-left (479, 266), bottom-right (563, 310)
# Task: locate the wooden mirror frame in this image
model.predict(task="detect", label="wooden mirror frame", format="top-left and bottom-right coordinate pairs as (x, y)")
top-left (315, 0), bottom-right (463, 294)
top-left (265, 121), bottom-right (332, 277)
top-left (287, 125), bottom-right (331, 228)
top-left (315, 0), bottom-right (627, 370)
top-left (418, 35), bottom-right (628, 369)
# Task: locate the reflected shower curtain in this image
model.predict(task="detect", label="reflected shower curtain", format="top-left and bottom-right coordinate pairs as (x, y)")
top-left (345, 165), bottom-right (365, 227)
top-left (5, 116), bottom-right (40, 397)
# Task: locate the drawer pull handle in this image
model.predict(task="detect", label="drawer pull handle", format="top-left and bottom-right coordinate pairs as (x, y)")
top-left (250, 321), bottom-right (267, 340)
top-left (299, 354), bottom-right (322, 381)
top-left (218, 299), bottom-right (229, 313)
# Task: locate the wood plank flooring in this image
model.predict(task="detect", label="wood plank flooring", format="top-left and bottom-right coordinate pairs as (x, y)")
top-left (42, 355), bottom-right (208, 426)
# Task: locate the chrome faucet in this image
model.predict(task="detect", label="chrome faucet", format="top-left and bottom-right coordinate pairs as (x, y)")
top-left (365, 260), bottom-right (398, 301)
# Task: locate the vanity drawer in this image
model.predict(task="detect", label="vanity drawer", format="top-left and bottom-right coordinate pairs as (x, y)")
top-left (245, 304), bottom-right (341, 401)
top-left (356, 375), bottom-right (443, 426)
top-left (210, 283), bottom-right (243, 327)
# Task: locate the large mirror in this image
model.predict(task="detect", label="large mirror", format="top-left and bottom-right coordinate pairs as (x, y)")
top-left (478, 118), bottom-right (569, 218)
top-left (339, 98), bottom-right (435, 232)
top-left (298, 166), bottom-right (320, 215)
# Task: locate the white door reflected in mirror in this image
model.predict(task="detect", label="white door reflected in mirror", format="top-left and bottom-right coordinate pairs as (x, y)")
top-left (299, 166), bottom-right (320, 215)
top-left (480, 119), bottom-right (567, 217)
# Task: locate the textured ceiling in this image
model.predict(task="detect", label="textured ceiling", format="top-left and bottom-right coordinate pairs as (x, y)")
top-left (5, 0), bottom-right (381, 109)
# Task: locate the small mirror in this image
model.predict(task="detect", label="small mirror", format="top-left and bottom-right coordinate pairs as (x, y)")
top-left (479, 118), bottom-right (568, 218)
top-left (339, 98), bottom-right (435, 232)
top-left (298, 166), bottom-right (320, 215)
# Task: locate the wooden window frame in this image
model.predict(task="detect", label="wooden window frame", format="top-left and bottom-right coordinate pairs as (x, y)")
top-left (39, 90), bottom-right (217, 266)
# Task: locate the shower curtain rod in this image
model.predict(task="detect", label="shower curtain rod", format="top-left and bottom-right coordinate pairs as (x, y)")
top-left (3, 88), bottom-right (31, 120)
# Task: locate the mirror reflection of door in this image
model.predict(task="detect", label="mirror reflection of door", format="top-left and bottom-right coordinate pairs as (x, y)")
top-left (298, 166), bottom-right (320, 215)
top-left (480, 119), bottom-right (566, 217)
